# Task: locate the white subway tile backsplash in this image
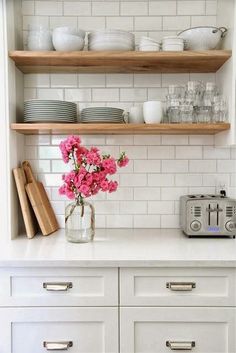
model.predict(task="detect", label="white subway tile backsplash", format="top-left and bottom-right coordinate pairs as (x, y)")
top-left (22, 2), bottom-right (236, 229)
top-left (149, 1), bottom-right (176, 15)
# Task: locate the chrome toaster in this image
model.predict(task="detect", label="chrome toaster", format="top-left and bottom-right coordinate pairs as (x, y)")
top-left (180, 194), bottom-right (236, 238)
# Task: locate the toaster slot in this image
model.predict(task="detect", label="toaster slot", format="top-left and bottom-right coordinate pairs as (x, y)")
top-left (208, 204), bottom-right (211, 225)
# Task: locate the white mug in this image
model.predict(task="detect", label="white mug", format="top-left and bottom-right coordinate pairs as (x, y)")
top-left (143, 101), bottom-right (163, 123)
top-left (128, 106), bottom-right (144, 124)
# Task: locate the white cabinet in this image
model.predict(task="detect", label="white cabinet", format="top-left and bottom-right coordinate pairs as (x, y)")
top-left (120, 307), bottom-right (236, 353)
top-left (0, 307), bottom-right (118, 353)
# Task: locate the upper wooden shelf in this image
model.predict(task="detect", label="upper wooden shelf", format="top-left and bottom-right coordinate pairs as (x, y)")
top-left (11, 123), bottom-right (230, 135)
top-left (9, 50), bottom-right (232, 74)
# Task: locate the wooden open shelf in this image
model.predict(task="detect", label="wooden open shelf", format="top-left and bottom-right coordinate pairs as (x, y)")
top-left (9, 50), bottom-right (232, 74)
top-left (11, 123), bottom-right (230, 135)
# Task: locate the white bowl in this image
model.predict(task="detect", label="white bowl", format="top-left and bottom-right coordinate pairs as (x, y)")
top-left (53, 33), bottom-right (84, 51)
top-left (139, 44), bottom-right (160, 51)
top-left (162, 43), bottom-right (184, 51)
top-left (178, 26), bottom-right (227, 50)
top-left (53, 26), bottom-right (86, 38)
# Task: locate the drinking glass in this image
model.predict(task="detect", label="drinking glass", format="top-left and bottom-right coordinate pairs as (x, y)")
top-left (180, 104), bottom-right (194, 123)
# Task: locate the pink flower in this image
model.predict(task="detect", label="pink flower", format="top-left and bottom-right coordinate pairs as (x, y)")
top-left (102, 157), bottom-right (117, 175)
top-left (79, 184), bottom-right (90, 197)
top-left (100, 179), bottom-right (109, 192)
top-left (118, 155), bottom-right (129, 168)
top-left (108, 180), bottom-right (118, 193)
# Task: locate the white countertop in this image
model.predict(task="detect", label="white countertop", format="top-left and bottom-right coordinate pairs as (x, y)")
top-left (0, 228), bottom-right (236, 267)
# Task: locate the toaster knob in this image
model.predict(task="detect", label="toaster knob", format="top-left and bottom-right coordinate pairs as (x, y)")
top-left (225, 221), bottom-right (236, 232)
top-left (190, 220), bottom-right (201, 232)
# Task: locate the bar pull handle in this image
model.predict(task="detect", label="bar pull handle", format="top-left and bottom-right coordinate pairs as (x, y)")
top-left (166, 341), bottom-right (195, 350)
top-left (43, 282), bottom-right (73, 291)
top-left (166, 282), bottom-right (196, 291)
top-left (43, 341), bottom-right (73, 350)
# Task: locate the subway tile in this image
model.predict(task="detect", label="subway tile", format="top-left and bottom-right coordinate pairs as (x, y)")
top-left (57, 215), bottom-right (65, 228)
top-left (24, 74), bottom-right (50, 88)
top-left (22, 1), bottom-right (34, 15)
top-left (106, 74), bottom-right (133, 88)
top-left (190, 73), bottom-right (216, 83)
top-left (120, 174), bottom-right (147, 187)
top-left (189, 135), bottom-right (214, 145)
top-left (51, 201), bottom-right (65, 215)
top-left (106, 135), bottom-right (134, 145)
top-left (24, 146), bottom-right (38, 159)
top-left (106, 17), bottom-right (134, 31)
top-left (37, 89), bottom-right (63, 100)
top-left (162, 73), bottom-right (190, 87)
top-left (117, 160), bottom-right (134, 174)
top-left (191, 15), bottom-right (216, 27)
top-left (38, 173), bottom-right (62, 187)
top-left (134, 215), bottom-right (160, 228)
top-left (92, 2), bottom-right (119, 15)
top-left (203, 174), bottom-right (230, 187)
top-left (135, 16), bottom-right (162, 31)
top-left (25, 135), bottom-right (50, 146)
top-left (38, 146), bottom-right (61, 159)
top-left (148, 201), bottom-right (174, 214)
top-left (51, 74), bottom-right (77, 88)
top-left (120, 201), bottom-right (147, 214)
top-left (24, 88), bottom-right (36, 100)
top-left (176, 146), bottom-right (202, 159)
top-left (121, 1), bottom-right (148, 16)
top-left (177, 1), bottom-right (205, 15)
top-left (203, 146), bottom-right (230, 159)
top-left (64, 2), bottom-right (91, 16)
top-left (95, 201), bottom-right (119, 214)
top-left (79, 74), bottom-right (106, 88)
top-left (134, 74), bottom-right (161, 87)
top-left (175, 174), bottom-right (202, 186)
top-left (107, 215), bottom-right (133, 228)
top-left (206, 0), bottom-right (217, 15)
top-left (28, 160), bottom-right (51, 173)
top-left (121, 146), bottom-right (147, 159)
top-left (134, 135), bottom-right (161, 145)
top-left (77, 17), bottom-right (105, 30)
top-left (149, 1), bottom-right (176, 15)
top-left (148, 146), bottom-right (175, 159)
top-left (23, 16), bottom-right (49, 30)
top-left (217, 160), bottom-right (236, 173)
top-left (189, 160), bottom-right (217, 173)
top-left (148, 174), bottom-right (175, 186)
top-left (161, 135), bottom-right (188, 145)
top-left (120, 88), bottom-right (147, 102)
top-left (51, 160), bottom-right (70, 173)
top-left (163, 16), bottom-right (191, 30)
top-left (81, 135), bottom-right (106, 146)
top-left (50, 16), bottom-right (77, 29)
top-left (161, 215), bottom-right (179, 228)
top-left (107, 188), bottom-right (133, 201)
top-left (92, 88), bottom-right (119, 101)
top-left (162, 160), bottom-right (189, 173)
top-left (188, 186), bottom-right (215, 194)
top-left (161, 187), bottom-right (188, 200)
top-left (35, 1), bottom-right (63, 16)
top-left (51, 187), bottom-right (68, 201)
top-left (99, 145), bottom-right (120, 156)
top-left (134, 160), bottom-right (161, 173)
top-left (134, 187), bottom-right (161, 200)
top-left (174, 201), bottom-right (180, 215)
top-left (147, 88), bottom-right (168, 101)
top-left (65, 89), bottom-right (92, 102)
top-left (94, 215), bottom-right (106, 228)
top-left (231, 147), bottom-right (236, 160)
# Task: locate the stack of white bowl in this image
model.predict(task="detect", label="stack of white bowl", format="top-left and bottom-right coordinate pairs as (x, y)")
top-left (88, 30), bottom-right (135, 51)
top-left (139, 36), bottom-right (161, 51)
top-left (161, 36), bottom-right (185, 51)
top-left (52, 27), bottom-right (85, 51)
top-left (27, 25), bottom-right (53, 51)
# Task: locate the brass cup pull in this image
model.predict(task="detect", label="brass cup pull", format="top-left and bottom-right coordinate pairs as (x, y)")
top-left (43, 282), bottom-right (73, 291)
top-left (43, 341), bottom-right (73, 351)
top-left (166, 341), bottom-right (195, 350)
top-left (166, 282), bottom-right (196, 291)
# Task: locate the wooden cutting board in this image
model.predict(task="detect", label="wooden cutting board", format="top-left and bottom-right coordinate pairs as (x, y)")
top-left (22, 161), bottom-right (59, 236)
top-left (13, 167), bottom-right (38, 239)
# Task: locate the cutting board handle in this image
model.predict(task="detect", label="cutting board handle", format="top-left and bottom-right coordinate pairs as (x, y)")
top-left (22, 161), bottom-right (36, 183)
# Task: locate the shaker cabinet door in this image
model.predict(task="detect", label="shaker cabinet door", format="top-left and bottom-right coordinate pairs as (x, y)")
top-left (0, 307), bottom-right (118, 353)
top-left (120, 307), bottom-right (236, 353)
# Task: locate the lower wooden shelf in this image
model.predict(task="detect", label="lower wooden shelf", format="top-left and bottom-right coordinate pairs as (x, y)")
top-left (11, 123), bottom-right (230, 135)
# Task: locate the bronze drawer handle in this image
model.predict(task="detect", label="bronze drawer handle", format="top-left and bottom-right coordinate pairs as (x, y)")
top-left (166, 341), bottom-right (195, 350)
top-left (166, 282), bottom-right (196, 291)
top-left (43, 341), bottom-right (73, 350)
top-left (43, 282), bottom-right (73, 291)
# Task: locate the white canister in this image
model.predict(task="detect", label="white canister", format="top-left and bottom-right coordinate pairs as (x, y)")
top-left (128, 106), bottom-right (144, 124)
top-left (143, 101), bottom-right (163, 123)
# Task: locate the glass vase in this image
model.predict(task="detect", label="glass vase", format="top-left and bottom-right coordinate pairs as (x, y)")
top-left (65, 200), bottom-right (95, 243)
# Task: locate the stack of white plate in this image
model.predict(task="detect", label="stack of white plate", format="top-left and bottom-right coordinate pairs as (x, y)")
top-left (24, 100), bottom-right (77, 123)
top-left (161, 36), bottom-right (186, 51)
top-left (88, 30), bottom-right (135, 51)
top-left (81, 107), bottom-right (124, 123)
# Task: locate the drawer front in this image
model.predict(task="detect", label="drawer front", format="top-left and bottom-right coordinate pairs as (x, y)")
top-left (0, 267), bottom-right (118, 306)
top-left (0, 307), bottom-right (118, 353)
top-left (120, 307), bottom-right (236, 353)
top-left (120, 268), bottom-right (236, 306)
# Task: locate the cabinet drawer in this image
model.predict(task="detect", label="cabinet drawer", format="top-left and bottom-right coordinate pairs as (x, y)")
top-left (0, 307), bottom-right (118, 353)
top-left (120, 307), bottom-right (236, 353)
top-left (120, 268), bottom-right (236, 306)
top-left (0, 267), bottom-right (118, 306)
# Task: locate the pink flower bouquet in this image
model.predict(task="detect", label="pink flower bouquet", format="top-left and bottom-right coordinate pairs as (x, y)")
top-left (59, 135), bottom-right (129, 204)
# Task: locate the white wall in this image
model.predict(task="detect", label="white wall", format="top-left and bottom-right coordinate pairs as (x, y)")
top-left (20, 0), bottom-right (236, 229)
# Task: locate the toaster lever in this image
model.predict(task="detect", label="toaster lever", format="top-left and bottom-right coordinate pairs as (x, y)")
top-left (206, 207), bottom-right (223, 212)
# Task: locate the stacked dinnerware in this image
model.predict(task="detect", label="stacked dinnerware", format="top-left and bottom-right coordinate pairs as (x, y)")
top-left (27, 25), bottom-right (53, 51)
top-left (81, 107), bottom-right (124, 123)
top-left (52, 27), bottom-right (85, 51)
top-left (24, 100), bottom-right (77, 123)
top-left (139, 36), bottom-right (161, 51)
top-left (161, 36), bottom-right (185, 51)
top-left (88, 30), bottom-right (135, 51)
